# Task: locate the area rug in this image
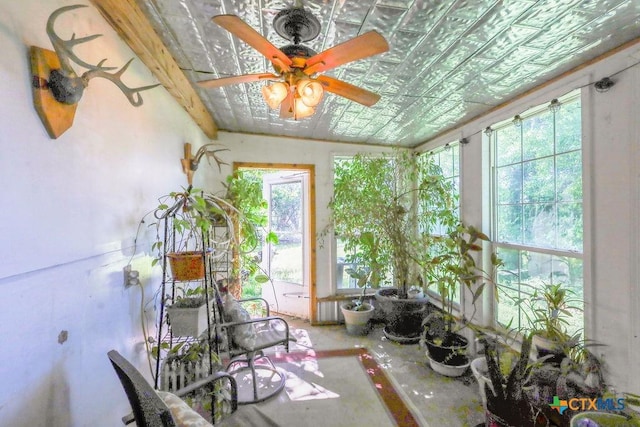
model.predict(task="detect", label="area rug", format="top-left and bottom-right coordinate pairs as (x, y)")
top-left (254, 348), bottom-right (421, 427)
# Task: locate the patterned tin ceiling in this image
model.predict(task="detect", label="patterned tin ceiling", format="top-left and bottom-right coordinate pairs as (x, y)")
top-left (139, 0), bottom-right (640, 147)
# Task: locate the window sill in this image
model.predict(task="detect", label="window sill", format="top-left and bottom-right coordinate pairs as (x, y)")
top-left (317, 291), bottom-right (377, 302)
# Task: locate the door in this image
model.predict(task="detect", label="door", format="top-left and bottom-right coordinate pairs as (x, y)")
top-left (261, 171), bottom-right (310, 319)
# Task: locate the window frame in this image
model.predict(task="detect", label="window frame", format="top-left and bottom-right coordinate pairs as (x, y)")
top-left (489, 90), bottom-right (585, 333)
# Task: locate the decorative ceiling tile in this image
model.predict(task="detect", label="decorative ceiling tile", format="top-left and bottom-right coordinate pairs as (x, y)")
top-left (139, 0), bottom-right (640, 147)
top-left (448, 0), bottom-right (499, 21)
top-left (516, 0), bottom-right (581, 28)
top-left (401, 1), bottom-right (454, 33)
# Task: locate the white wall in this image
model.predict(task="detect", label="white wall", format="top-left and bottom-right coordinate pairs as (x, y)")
top-left (419, 43), bottom-right (640, 394)
top-left (0, 1), bottom-right (217, 425)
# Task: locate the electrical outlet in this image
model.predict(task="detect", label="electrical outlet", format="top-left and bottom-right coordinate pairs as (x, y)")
top-left (123, 264), bottom-right (140, 288)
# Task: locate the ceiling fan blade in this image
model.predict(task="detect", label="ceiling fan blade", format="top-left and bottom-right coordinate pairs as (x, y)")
top-left (316, 75), bottom-right (381, 107)
top-left (213, 15), bottom-right (293, 72)
top-left (197, 73), bottom-right (279, 88)
top-left (304, 31), bottom-right (389, 75)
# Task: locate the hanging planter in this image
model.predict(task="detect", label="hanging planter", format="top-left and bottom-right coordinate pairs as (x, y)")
top-left (166, 298), bottom-right (209, 337)
top-left (166, 251), bottom-right (207, 281)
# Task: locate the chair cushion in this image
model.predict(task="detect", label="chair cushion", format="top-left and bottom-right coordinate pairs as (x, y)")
top-left (222, 294), bottom-right (257, 350)
top-left (157, 391), bottom-right (212, 427)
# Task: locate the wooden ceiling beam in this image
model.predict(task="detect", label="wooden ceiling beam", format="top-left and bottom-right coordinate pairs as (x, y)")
top-left (89, 0), bottom-right (217, 139)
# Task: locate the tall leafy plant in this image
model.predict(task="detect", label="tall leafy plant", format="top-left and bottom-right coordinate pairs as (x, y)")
top-left (223, 171), bottom-right (278, 292)
top-left (326, 149), bottom-right (458, 299)
top-left (428, 224), bottom-right (503, 334)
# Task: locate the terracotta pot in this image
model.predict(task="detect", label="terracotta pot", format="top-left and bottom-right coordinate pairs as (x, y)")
top-left (167, 251), bottom-right (207, 281)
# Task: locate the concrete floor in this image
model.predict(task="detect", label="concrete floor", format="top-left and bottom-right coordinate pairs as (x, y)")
top-left (255, 316), bottom-right (486, 427)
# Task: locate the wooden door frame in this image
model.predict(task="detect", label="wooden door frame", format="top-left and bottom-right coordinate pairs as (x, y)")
top-left (233, 162), bottom-right (317, 324)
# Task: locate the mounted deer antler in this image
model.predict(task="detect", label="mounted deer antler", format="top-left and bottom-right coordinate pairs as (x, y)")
top-left (43, 4), bottom-right (159, 105)
top-left (30, 4), bottom-right (161, 138)
top-left (181, 143), bottom-right (229, 186)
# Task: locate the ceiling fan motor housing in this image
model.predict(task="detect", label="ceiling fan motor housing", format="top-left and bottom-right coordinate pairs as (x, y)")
top-left (281, 44), bottom-right (317, 59)
top-left (273, 7), bottom-right (321, 44)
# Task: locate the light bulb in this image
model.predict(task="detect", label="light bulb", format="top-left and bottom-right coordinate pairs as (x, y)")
top-left (293, 98), bottom-right (315, 119)
top-left (296, 79), bottom-right (323, 107)
top-left (262, 82), bottom-right (288, 109)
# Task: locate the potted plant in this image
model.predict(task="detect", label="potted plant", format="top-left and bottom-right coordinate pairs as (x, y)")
top-left (570, 412), bottom-right (640, 427)
top-left (165, 285), bottom-right (211, 337)
top-left (514, 282), bottom-right (584, 364)
top-left (154, 338), bottom-right (234, 424)
top-left (420, 223), bottom-right (502, 376)
top-left (150, 185), bottom-right (237, 277)
top-left (477, 327), bottom-right (608, 427)
top-left (471, 339), bottom-right (520, 410)
top-left (325, 149), bottom-right (458, 342)
top-left (525, 337), bottom-right (608, 425)
top-left (339, 232), bottom-right (382, 335)
top-left (482, 332), bottom-right (538, 426)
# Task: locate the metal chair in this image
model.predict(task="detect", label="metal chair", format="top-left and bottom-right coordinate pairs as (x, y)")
top-left (107, 350), bottom-right (281, 426)
top-left (214, 293), bottom-right (296, 404)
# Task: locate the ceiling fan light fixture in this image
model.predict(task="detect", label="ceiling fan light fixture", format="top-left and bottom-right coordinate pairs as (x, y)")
top-left (293, 97), bottom-right (315, 120)
top-left (209, 11), bottom-right (389, 120)
top-left (262, 82), bottom-right (289, 109)
top-left (279, 95), bottom-right (294, 119)
top-left (297, 79), bottom-right (323, 107)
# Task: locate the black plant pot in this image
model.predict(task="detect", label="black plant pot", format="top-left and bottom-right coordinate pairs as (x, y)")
top-left (485, 394), bottom-right (554, 427)
top-left (374, 288), bottom-right (429, 343)
top-left (532, 334), bottom-right (567, 366)
top-left (424, 332), bottom-right (469, 366)
top-left (535, 348), bottom-right (566, 366)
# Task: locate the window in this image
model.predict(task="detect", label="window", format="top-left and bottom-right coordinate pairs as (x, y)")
top-left (491, 93), bottom-right (584, 334)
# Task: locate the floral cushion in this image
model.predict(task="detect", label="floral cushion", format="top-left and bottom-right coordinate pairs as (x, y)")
top-left (157, 391), bottom-right (211, 427)
top-left (222, 293), bottom-right (257, 350)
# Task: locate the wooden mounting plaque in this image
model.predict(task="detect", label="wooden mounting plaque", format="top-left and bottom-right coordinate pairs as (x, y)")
top-left (30, 46), bottom-right (78, 139)
top-left (181, 142), bottom-right (195, 186)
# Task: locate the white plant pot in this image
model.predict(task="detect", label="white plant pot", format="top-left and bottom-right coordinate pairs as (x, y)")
top-left (427, 353), bottom-right (470, 377)
top-left (470, 357), bottom-right (495, 409)
top-left (340, 302), bottom-right (375, 335)
top-left (167, 302), bottom-right (209, 337)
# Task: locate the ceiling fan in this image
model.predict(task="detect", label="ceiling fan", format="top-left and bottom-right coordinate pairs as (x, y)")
top-left (197, 4), bottom-right (389, 120)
